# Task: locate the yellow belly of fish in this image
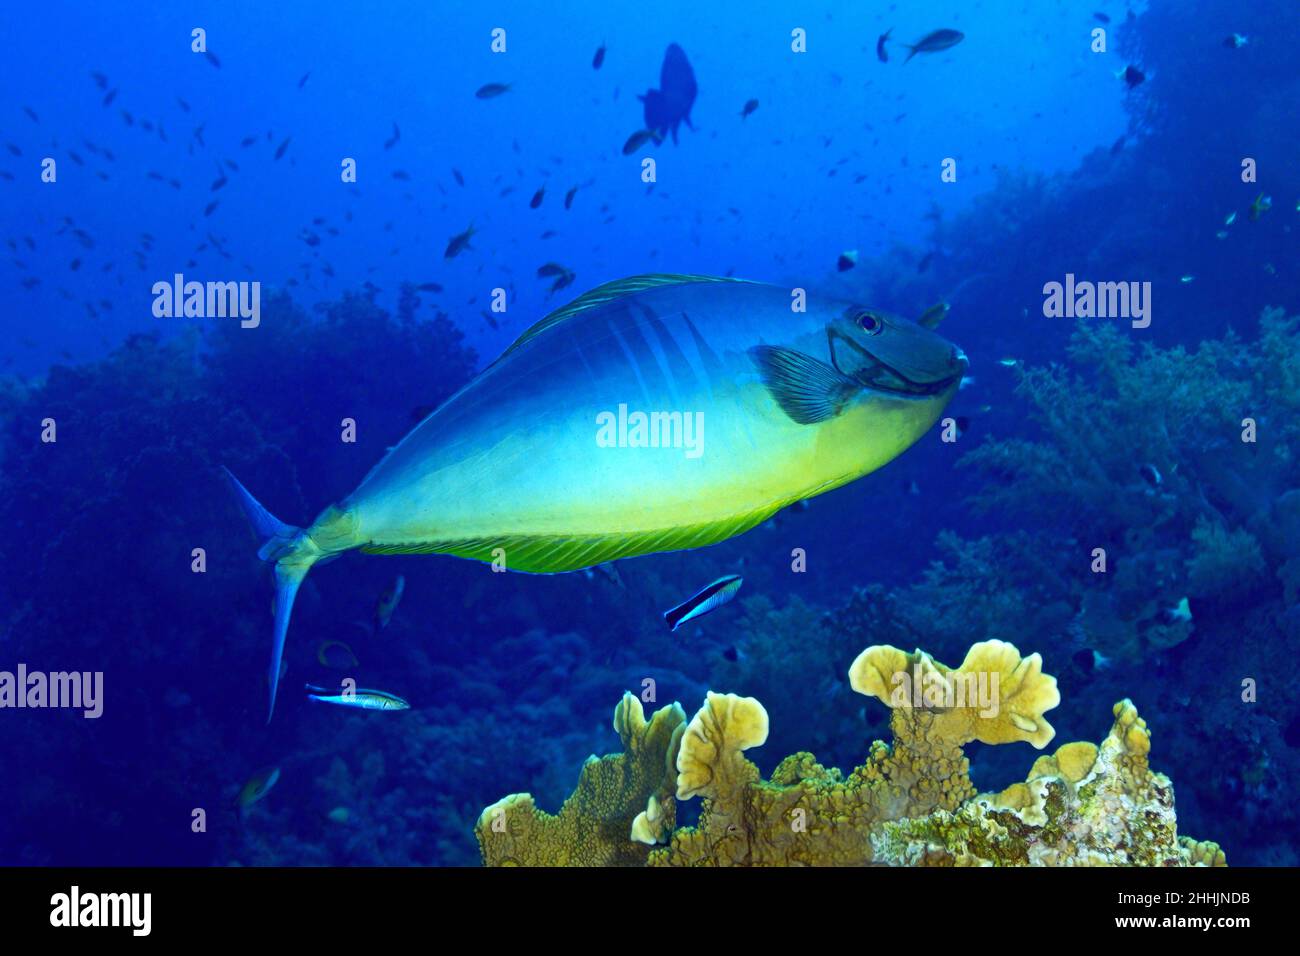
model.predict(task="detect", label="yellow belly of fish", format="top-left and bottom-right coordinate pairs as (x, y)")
top-left (318, 390), bottom-right (938, 573)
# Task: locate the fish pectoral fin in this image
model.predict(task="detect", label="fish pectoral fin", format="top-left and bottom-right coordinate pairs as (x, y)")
top-left (749, 345), bottom-right (860, 424)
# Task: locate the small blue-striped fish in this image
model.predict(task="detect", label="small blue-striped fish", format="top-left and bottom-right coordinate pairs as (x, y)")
top-left (663, 575), bottom-right (743, 631)
top-left (305, 684), bottom-right (410, 711)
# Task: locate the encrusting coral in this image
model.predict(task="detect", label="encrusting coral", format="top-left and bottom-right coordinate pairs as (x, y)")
top-left (475, 640), bottom-right (1224, 866)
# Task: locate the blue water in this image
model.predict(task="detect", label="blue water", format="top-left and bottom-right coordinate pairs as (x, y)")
top-left (0, 0), bottom-right (1297, 866)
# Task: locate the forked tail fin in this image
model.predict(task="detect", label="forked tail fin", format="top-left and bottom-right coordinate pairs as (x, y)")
top-left (222, 467), bottom-right (321, 722)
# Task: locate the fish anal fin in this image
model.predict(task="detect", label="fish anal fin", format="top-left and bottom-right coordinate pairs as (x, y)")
top-left (749, 345), bottom-right (859, 424)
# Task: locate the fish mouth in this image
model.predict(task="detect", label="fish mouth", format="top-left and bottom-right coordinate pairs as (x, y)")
top-left (832, 333), bottom-right (967, 396)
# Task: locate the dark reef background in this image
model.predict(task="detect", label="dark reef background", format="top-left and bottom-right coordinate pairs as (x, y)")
top-left (1, 0), bottom-right (1298, 866)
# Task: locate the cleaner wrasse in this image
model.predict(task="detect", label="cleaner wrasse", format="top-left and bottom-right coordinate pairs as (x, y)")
top-left (226, 273), bottom-right (966, 719)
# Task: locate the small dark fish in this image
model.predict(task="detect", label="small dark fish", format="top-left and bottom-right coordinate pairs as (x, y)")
top-left (204, 50), bottom-right (221, 69)
top-left (204, 199), bottom-right (220, 216)
top-left (953, 415), bottom-right (970, 438)
top-left (529, 186), bottom-right (545, 209)
top-left (5, 143), bottom-right (20, 157)
top-left (274, 136), bottom-right (291, 161)
top-left (240, 135), bottom-right (257, 147)
top-left (537, 262), bottom-right (568, 278)
top-left (475, 83), bottom-right (511, 99)
top-left (663, 575), bottom-right (744, 632)
top-left (592, 44), bottom-right (606, 70)
top-left (721, 645), bottom-right (741, 662)
top-left (102, 88), bottom-right (117, 107)
top-left (392, 169), bottom-right (411, 181)
top-left (903, 29), bottom-right (964, 62)
top-left (176, 96), bottom-right (190, 112)
top-left (837, 250), bottom-right (857, 272)
top-left (1138, 463), bottom-right (1162, 488)
top-left (415, 281), bottom-right (443, 292)
top-left (91, 71), bottom-right (109, 89)
top-left (444, 224), bottom-right (475, 258)
top-left (1094, 12), bottom-right (1110, 24)
top-left (481, 309), bottom-right (499, 330)
top-left (740, 98), bottom-right (759, 119)
top-left (68, 151), bottom-right (85, 166)
top-left (564, 185), bottom-right (578, 209)
top-left (69, 258), bottom-right (81, 271)
top-left (1119, 64), bottom-right (1144, 88)
top-left (452, 168), bottom-right (464, 186)
top-left (384, 122), bottom-right (400, 150)
top-left (374, 575), bottom-right (405, 632)
top-left (622, 129), bottom-right (662, 155)
top-left (298, 71), bottom-right (311, 88)
top-left (22, 106), bottom-right (38, 123)
top-left (549, 271), bottom-right (576, 295)
top-left (120, 109), bottom-right (134, 126)
top-left (211, 174), bottom-right (227, 191)
top-left (236, 767), bottom-right (280, 819)
top-left (877, 28), bottom-right (892, 62)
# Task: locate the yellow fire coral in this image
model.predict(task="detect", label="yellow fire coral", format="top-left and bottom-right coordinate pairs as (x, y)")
top-left (675, 692), bottom-right (769, 800)
top-left (848, 639), bottom-right (1060, 748)
top-left (475, 641), bottom-right (1222, 867)
top-left (475, 692), bottom-right (685, 866)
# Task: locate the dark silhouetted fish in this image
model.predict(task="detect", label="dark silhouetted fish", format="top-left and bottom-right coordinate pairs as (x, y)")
top-left (622, 128), bottom-right (663, 155)
top-left (384, 122), bottom-right (400, 150)
top-left (638, 43), bottom-right (697, 144)
top-left (903, 29), bottom-right (964, 62)
top-left (452, 168), bottom-right (464, 185)
top-left (564, 185), bottom-right (578, 209)
top-left (877, 28), bottom-right (892, 62)
top-left (91, 71), bottom-right (108, 89)
top-left (593, 44), bottom-right (606, 69)
top-left (205, 50), bottom-right (221, 69)
top-left (444, 224), bottom-right (475, 258)
top-left (102, 88), bottom-right (117, 106)
top-left (475, 83), bottom-right (511, 99)
top-left (23, 106), bottom-right (38, 123)
top-left (298, 71), bottom-right (311, 88)
top-left (274, 136), bottom-right (291, 160)
top-left (740, 98), bottom-right (758, 119)
top-left (1118, 64), bottom-right (1144, 88)
top-left (529, 186), bottom-right (545, 209)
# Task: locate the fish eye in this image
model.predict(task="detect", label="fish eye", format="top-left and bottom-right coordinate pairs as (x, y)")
top-left (856, 311), bottom-right (884, 335)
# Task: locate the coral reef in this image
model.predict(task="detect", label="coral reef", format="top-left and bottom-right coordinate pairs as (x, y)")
top-left (475, 640), bottom-right (1222, 866)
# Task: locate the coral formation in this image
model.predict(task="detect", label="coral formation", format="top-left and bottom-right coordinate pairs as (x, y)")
top-left (474, 693), bottom-right (685, 866)
top-left (475, 641), bottom-right (1222, 866)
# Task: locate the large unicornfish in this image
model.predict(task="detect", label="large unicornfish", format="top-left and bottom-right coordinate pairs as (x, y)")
top-left (226, 274), bottom-right (966, 719)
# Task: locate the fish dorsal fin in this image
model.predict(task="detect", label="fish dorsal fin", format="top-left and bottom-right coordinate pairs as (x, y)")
top-left (497, 273), bottom-right (750, 361)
